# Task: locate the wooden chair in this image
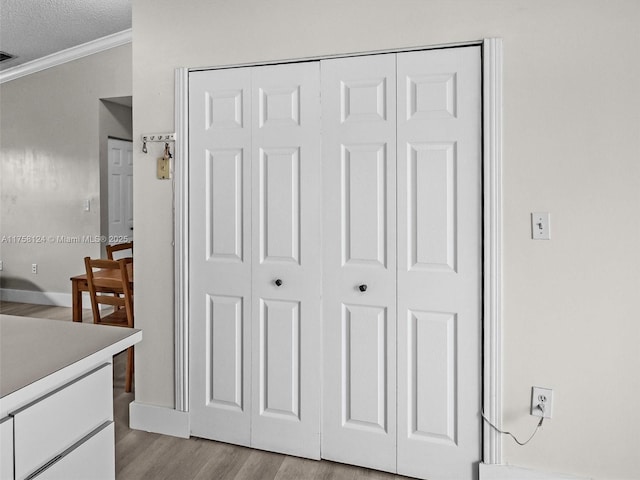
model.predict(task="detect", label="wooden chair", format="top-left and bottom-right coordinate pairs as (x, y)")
top-left (106, 241), bottom-right (133, 260)
top-left (84, 256), bottom-right (135, 392)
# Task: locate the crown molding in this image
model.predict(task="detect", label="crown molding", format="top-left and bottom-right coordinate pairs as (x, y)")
top-left (0, 29), bottom-right (132, 84)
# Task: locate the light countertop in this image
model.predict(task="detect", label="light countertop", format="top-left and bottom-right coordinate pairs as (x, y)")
top-left (0, 314), bottom-right (141, 415)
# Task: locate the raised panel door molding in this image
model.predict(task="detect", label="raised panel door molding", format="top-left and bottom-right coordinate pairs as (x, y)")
top-left (341, 143), bottom-right (388, 267)
top-left (407, 73), bottom-right (457, 120)
top-left (259, 86), bottom-right (301, 128)
top-left (407, 141), bottom-right (457, 272)
top-left (206, 89), bottom-right (244, 130)
top-left (341, 78), bottom-right (387, 123)
top-left (342, 304), bottom-right (388, 433)
top-left (207, 294), bottom-right (244, 412)
top-left (259, 299), bottom-right (301, 420)
top-left (206, 149), bottom-right (244, 262)
top-left (258, 147), bottom-right (301, 265)
top-left (408, 310), bottom-right (457, 445)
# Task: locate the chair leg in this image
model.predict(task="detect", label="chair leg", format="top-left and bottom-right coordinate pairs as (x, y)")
top-left (125, 346), bottom-right (134, 393)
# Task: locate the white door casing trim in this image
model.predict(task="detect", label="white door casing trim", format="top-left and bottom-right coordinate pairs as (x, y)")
top-left (173, 38), bottom-right (503, 465)
top-left (481, 37), bottom-right (504, 465)
top-left (175, 67), bottom-right (190, 413)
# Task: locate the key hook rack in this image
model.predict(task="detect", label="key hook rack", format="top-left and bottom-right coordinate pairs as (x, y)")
top-left (141, 133), bottom-right (176, 153)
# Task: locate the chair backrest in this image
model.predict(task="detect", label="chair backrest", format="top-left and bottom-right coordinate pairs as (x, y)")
top-left (84, 256), bottom-right (134, 327)
top-left (106, 241), bottom-right (133, 260)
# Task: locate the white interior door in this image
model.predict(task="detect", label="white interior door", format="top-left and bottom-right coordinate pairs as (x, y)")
top-left (321, 53), bottom-right (398, 473)
top-left (322, 46), bottom-right (481, 479)
top-left (107, 138), bottom-right (133, 242)
top-left (189, 46), bottom-right (481, 478)
top-left (189, 66), bottom-right (253, 446)
top-left (250, 62), bottom-right (322, 458)
top-left (189, 62), bottom-right (321, 459)
top-left (396, 46), bottom-right (482, 480)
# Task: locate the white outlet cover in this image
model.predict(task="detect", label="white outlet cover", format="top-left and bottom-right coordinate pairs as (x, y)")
top-left (531, 386), bottom-right (553, 418)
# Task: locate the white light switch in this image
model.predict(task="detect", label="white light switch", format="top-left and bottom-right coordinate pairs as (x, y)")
top-left (84, 199), bottom-right (90, 212)
top-left (531, 212), bottom-right (550, 240)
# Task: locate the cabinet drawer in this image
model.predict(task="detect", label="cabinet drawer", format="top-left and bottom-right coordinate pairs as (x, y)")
top-left (13, 364), bottom-right (113, 480)
top-left (0, 417), bottom-right (13, 480)
top-left (29, 422), bottom-right (114, 480)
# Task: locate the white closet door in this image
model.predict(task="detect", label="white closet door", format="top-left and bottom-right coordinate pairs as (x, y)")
top-left (321, 54), bottom-right (397, 472)
top-left (250, 62), bottom-right (322, 458)
top-left (189, 67), bottom-right (253, 446)
top-left (396, 47), bottom-right (482, 480)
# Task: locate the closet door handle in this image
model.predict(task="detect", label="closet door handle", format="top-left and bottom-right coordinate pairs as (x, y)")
top-left (358, 284), bottom-right (367, 292)
top-left (274, 279), bottom-right (283, 287)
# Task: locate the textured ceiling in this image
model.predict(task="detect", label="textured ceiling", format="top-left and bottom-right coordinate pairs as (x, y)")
top-left (0, 0), bottom-right (131, 71)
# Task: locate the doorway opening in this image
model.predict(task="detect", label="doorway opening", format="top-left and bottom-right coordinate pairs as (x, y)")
top-left (99, 97), bottom-right (133, 254)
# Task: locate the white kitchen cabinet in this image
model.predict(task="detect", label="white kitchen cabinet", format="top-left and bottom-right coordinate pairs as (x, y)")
top-left (13, 365), bottom-right (112, 480)
top-left (34, 423), bottom-right (115, 480)
top-left (0, 315), bottom-right (141, 480)
top-left (0, 417), bottom-right (13, 480)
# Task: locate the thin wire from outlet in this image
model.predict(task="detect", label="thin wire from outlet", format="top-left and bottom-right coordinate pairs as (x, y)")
top-left (481, 410), bottom-right (544, 446)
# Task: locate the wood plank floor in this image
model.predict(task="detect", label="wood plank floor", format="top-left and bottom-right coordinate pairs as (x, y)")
top-left (0, 301), bottom-right (410, 480)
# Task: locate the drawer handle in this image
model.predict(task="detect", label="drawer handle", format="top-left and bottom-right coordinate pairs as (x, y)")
top-left (29, 454), bottom-right (63, 479)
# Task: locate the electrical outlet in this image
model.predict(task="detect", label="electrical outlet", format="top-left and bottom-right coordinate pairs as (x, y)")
top-left (31, 263), bottom-right (38, 274)
top-left (531, 386), bottom-right (553, 418)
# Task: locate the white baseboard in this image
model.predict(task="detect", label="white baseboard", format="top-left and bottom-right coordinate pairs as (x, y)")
top-left (480, 464), bottom-right (592, 480)
top-left (129, 401), bottom-right (190, 439)
top-left (0, 288), bottom-right (83, 307)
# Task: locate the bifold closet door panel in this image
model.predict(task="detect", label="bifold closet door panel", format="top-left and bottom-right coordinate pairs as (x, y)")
top-left (188, 45), bottom-right (482, 477)
top-left (189, 67), bottom-right (253, 446)
top-left (251, 62), bottom-right (322, 458)
top-left (321, 53), bottom-right (398, 473)
top-left (396, 47), bottom-right (482, 480)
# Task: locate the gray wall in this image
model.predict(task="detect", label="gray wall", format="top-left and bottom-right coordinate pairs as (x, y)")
top-left (131, 1), bottom-right (640, 479)
top-left (0, 45), bottom-right (132, 295)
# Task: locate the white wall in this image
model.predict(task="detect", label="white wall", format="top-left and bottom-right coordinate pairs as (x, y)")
top-left (0, 45), bottom-right (133, 295)
top-left (131, 1), bottom-right (640, 479)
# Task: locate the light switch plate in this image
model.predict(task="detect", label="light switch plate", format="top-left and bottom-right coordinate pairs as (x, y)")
top-left (157, 156), bottom-right (171, 180)
top-left (531, 212), bottom-right (550, 240)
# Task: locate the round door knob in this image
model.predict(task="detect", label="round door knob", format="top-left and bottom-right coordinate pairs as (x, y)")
top-left (358, 284), bottom-right (367, 292)
top-left (275, 279), bottom-right (283, 287)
